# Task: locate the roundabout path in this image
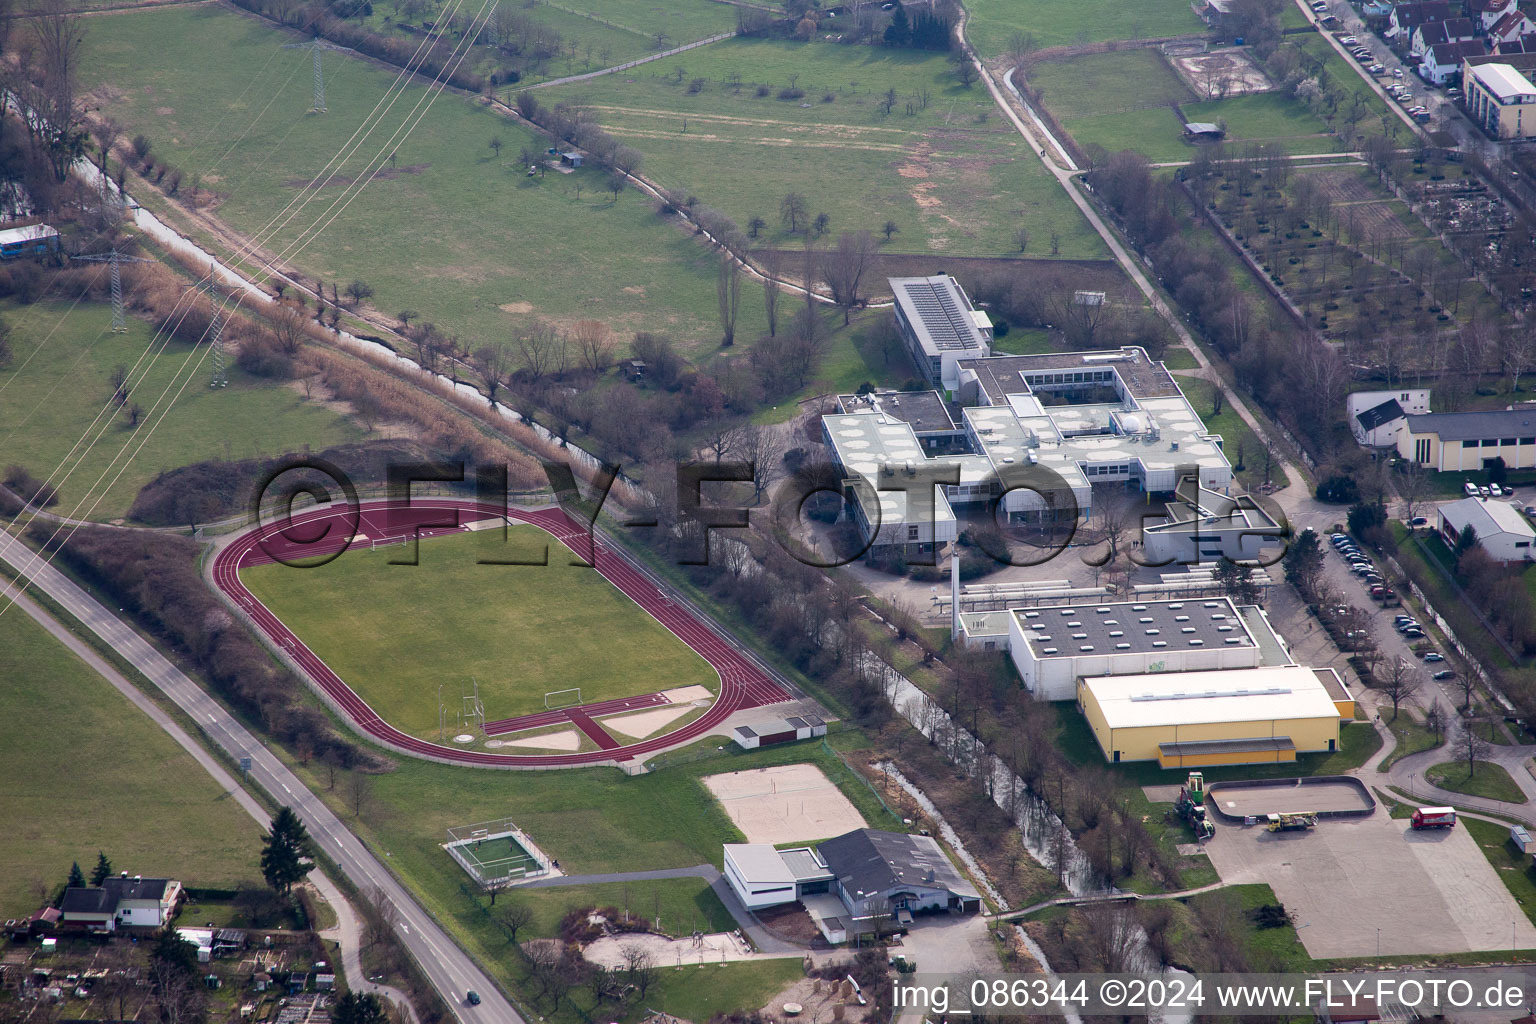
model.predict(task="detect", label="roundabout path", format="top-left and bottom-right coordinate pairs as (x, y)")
top-left (210, 499), bottom-right (792, 768)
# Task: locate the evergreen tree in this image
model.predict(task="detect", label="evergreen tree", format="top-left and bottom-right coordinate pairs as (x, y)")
top-left (1282, 528), bottom-right (1325, 598)
top-left (150, 926), bottom-right (200, 980)
top-left (883, 2), bottom-right (911, 46)
top-left (67, 862), bottom-right (85, 890)
top-left (91, 851), bottom-right (113, 886)
top-left (260, 806), bottom-right (313, 895)
top-left (332, 991), bottom-right (390, 1024)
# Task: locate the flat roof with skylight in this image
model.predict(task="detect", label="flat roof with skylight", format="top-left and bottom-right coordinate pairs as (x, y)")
top-left (1012, 597), bottom-right (1257, 659)
top-left (1080, 665), bottom-right (1344, 730)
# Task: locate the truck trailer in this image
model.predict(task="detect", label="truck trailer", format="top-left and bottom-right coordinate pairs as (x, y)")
top-left (1411, 806), bottom-right (1456, 830)
top-left (1265, 812), bottom-right (1318, 832)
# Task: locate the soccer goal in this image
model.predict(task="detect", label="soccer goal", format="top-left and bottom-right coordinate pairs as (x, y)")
top-left (544, 687), bottom-right (582, 709)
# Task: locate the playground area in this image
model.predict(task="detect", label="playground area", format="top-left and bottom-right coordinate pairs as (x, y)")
top-left (582, 929), bottom-right (776, 969)
top-left (701, 763), bottom-right (868, 844)
top-left (444, 818), bottom-right (557, 888)
top-left (1167, 46), bottom-right (1273, 99)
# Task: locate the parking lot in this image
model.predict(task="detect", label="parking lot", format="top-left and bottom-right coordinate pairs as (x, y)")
top-left (1203, 813), bottom-right (1536, 958)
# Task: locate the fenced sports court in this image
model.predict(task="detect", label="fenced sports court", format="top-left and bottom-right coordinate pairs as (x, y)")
top-left (444, 818), bottom-right (550, 888)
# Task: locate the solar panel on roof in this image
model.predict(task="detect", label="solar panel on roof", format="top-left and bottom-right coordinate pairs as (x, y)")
top-left (901, 280), bottom-right (982, 351)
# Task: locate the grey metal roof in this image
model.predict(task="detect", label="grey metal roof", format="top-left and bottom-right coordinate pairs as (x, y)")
top-left (1355, 398), bottom-right (1405, 432)
top-left (890, 276), bottom-right (988, 354)
top-left (1404, 409), bottom-right (1536, 440)
top-left (957, 348), bottom-right (1182, 403)
top-left (1184, 122), bottom-right (1224, 134)
top-left (1013, 597), bottom-right (1257, 659)
top-left (103, 877), bottom-right (171, 902)
top-left (818, 829), bottom-right (980, 901)
top-left (780, 849), bottom-right (834, 882)
top-left (837, 390), bottom-right (957, 434)
top-left (1158, 736), bottom-right (1297, 756)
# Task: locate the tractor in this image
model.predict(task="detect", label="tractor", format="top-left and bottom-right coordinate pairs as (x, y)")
top-left (1174, 772), bottom-right (1214, 840)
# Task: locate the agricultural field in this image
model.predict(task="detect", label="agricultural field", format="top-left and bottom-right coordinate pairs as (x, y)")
top-left (0, 298), bottom-right (359, 522)
top-left (79, 5), bottom-right (764, 359)
top-left (539, 38), bottom-right (1108, 259)
top-left (239, 528), bottom-right (718, 737)
top-left (963, 0), bottom-right (1203, 55)
top-left (0, 607), bottom-right (261, 915)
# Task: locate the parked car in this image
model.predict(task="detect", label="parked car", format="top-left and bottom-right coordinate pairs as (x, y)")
top-left (1403, 628), bottom-right (1426, 638)
top-left (1466, 481), bottom-right (1481, 496)
top-left (1524, 505), bottom-right (1536, 517)
top-left (1394, 616), bottom-right (1415, 625)
top-left (1340, 35), bottom-right (1358, 44)
top-left (1433, 669), bottom-right (1456, 680)
top-left (1481, 485), bottom-right (1492, 498)
top-left (1379, 588), bottom-right (1396, 600)
top-left (1393, 68), bottom-right (1404, 78)
top-left (1424, 652), bottom-right (1445, 662)
top-left (1371, 64), bottom-right (1386, 74)
top-left (1409, 516), bottom-right (1429, 527)
top-left (1370, 586), bottom-right (1387, 597)
top-left (1491, 483), bottom-right (1505, 497)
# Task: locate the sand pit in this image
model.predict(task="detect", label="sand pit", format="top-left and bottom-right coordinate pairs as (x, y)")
top-left (500, 729), bottom-right (583, 751)
top-left (702, 763), bottom-right (868, 844)
top-left (604, 705), bottom-right (695, 739)
top-left (582, 930), bottom-right (770, 968)
top-left (663, 684), bottom-right (713, 703)
top-left (1169, 48), bottom-right (1274, 98)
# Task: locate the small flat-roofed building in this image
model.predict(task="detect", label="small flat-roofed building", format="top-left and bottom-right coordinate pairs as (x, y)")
top-left (730, 715), bottom-right (827, 749)
top-left (1077, 664), bottom-right (1345, 767)
top-left (1009, 597), bottom-right (1262, 701)
top-left (1140, 475), bottom-right (1286, 566)
top-left (1466, 62), bottom-right (1536, 137)
top-left (0, 224), bottom-right (60, 260)
top-left (722, 844), bottom-right (834, 909)
top-left (1437, 495), bottom-right (1536, 562)
top-left (1184, 122), bottom-right (1225, 139)
top-left (957, 609), bottom-right (1012, 650)
top-left (1398, 408), bottom-right (1536, 470)
top-left (889, 275), bottom-right (992, 390)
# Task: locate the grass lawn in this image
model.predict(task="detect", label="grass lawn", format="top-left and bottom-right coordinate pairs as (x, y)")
top-left (0, 608), bottom-right (262, 916)
top-left (511, 878), bottom-right (736, 939)
top-left (539, 38), bottom-right (1107, 259)
top-left (1172, 373), bottom-right (1290, 492)
top-left (964, 0), bottom-right (1203, 54)
top-left (240, 528), bottom-right (718, 736)
top-left (1061, 109), bottom-right (1191, 163)
top-left (1119, 787), bottom-right (1221, 894)
top-left (1425, 760), bottom-right (1528, 804)
top-left (1160, 346), bottom-right (1200, 370)
top-left (1052, 702), bottom-right (1382, 785)
top-left (991, 327), bottom-right (1055, 355)
top-left (0, 299), bottom-right (359, 522)
top-left (1377, 711), bottom-right (1445, 771)
top-left (1462, 817), bottom-right (1536, 928)
top-left (1187, 883), bottom-right (1313, 971)
top-left (1182, 92), bottom-right (1343, 154)
top-left (80, 5), bottom-right (763, 359)
top-left (1025, 51), bottom-right (1194, 120)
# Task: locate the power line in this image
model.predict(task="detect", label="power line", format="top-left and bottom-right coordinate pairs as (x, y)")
top-left (69, 249), bottom-right (158, 333)
top-left (281, 38), bottom-right (354, 113)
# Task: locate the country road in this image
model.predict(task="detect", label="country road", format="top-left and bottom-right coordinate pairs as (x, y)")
top-left (0, 531), bottom-right (521, 1024)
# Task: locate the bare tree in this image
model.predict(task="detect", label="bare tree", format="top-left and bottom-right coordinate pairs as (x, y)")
top-left (716, 254), bottom-right (741, 346)
top-left (820, 230), bottom-right (877, 325)
top-left (570, 319), bottom-right (614, 372)
top-left (23, 0), bottom-right (87, 181)
top-left (780, 191), bottom-right (808, 233)
top-left (1380, 657), bottom-right (1416, 722)
top-left (269, 302), bottom-right (308, 357)
top-left (473, 342), bottom-right (511, 407)
top-left (761, 248), bottom-right (783, 337)
top-left (498, 900), bottom-right (532, 942)
top-left (513, 321), bottom-right (563, 381)
top-left (620, 943), bottom-right (657, 998)
top-left (348, 770), bottom-right (374, 817)
top-left (1462, 722), bottom-right (1490, 776)
top-left (731, 422), bottom-right (787, 504)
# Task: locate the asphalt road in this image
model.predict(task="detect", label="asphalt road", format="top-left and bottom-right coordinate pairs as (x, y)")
top-left (0, 531), bottom-right (518, 1024)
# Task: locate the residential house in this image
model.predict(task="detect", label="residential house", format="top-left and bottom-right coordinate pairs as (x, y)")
top-left (1492, 34), bottom-right (1536, 52)
top-left (1469, 0), bottom-right (1517, 32)
top-left (1489, 7), bottom-right (1536, 42)
top-left (1390, 0), bottom-right (1454, 36)
top-left (1413, 17), bottom-right (1477, 58)
top-left (1347, 389), bottom-right (1430, 447)
top-left (58, 875), bottom-right (182, 932)
top-left (1422, 39), bottom-right (1488, 82)
top-left (1437, 496), bottom-right (1536, 562)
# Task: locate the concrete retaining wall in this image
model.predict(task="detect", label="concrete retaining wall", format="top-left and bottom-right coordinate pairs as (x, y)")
top-left (1204, 774), bottom-right (1376, 822)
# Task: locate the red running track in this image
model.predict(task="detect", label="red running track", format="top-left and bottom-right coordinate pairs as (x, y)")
top-left (210, 499), bottom-right (791, 767)
top-left (482, 691), bottom-right (670, 737)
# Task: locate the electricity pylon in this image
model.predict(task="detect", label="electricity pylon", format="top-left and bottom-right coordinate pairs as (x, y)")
top-left (205, 268), bottom-right (229, 389)
top-left (71, 249), bottom-right (157, 333)
top-left (282, 38), bottom-right (353, 113)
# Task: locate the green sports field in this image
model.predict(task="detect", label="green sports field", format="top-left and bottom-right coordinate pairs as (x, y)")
top-left (0, 299), bottom-right (359, 522)
top-left (539, 38), bottom-right (1108, 259)
top-left (79, 5), bottom-right (764, 358)
top-left (239, 528), bottom-right (718, 736)
top-left (0, 605), bottom-right (261, 915)
top-left (964, 0), bottom-right (1204, 55)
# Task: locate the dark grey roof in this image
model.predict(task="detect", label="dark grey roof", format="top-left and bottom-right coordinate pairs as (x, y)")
top-left (1417, 21), bottom-right (1450, 44)
top-left (1013, 597), bottom-right (1256, 659)
top-left (1404, 409), bottom-right (1536, 440)
top-left (59, 888), bottom-right (115, 916)
top-left (1428, 39), bottom-right (1486, 64)
top-left (1394, 0), bottom-right (1452, 27)
top-left (890, 276), bottom-right (987, 354)
top-left (956, 348), bottom-right (1182, 403)
top-left (103, 877), bottom-right (170, 902)
top-left (817, 829), bottom-right (980, 901)
top-left (1355, 398), bottom-right (1406, 433)
top-left (837, 391), bottom-right (957, 433)
top-left (1158, 736), bottom-right (1297, 755)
